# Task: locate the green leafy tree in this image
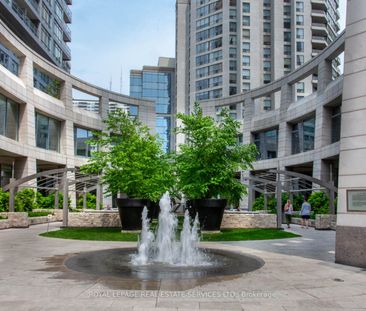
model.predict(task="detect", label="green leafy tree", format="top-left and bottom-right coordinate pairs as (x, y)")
top-left (308, 191), bottom-right (329, 215)
top-left (77, 192), bottom-right (98, 209)
top-left (15, 189), bottom-right (36, 212)
top-left (0, 189), bottom-right (9, 212)
top-left (175, 103), bottom-right (257, 205)
top-left (81, 109), bottom-right (174, 201)
top-left (36, 192), bottom-right (65, 209)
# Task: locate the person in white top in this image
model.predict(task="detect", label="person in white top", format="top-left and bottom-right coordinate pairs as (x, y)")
top-left (284, 199), bottom-right (293, 229)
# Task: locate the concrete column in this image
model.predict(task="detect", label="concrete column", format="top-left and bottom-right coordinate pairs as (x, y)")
top-left (336, 0), bottom-right (366, 268)
top-left (242, 98), bottom-right (254, 144)
top-left (280, 83), bottom-right (293, 114)
top-left (62, 172), bottom-right (68, 227)
top-left (314, 105), bottom-right (332, 149)
top-left (317, 59), bottom-right (333, 93)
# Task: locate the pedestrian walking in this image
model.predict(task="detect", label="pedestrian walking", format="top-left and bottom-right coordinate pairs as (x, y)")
top-left (300, 197), bottom-right (311, 229)
top-left (284, 199), bottom-right (293, 228)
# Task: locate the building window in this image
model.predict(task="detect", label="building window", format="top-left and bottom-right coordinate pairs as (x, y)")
top-left (229, 47), bottom-right (237, 58)
top-left (296, 1), bottom-right (304, 13)
top-left (242, 69), bottom-right (250, 80)
top-left (263, 10), bottom-right (271, 20)
top-left (229, 9), bottom-right (237, 19)
top-left (284, 18), bottom-right (291, 29)
top-left (264, 73), bottom-right (271, 84)
top-left (263, 61), bottom-right (271, 72)
top-left (230, 60), bottom-right (237, 71)
top-left (297, 82), bottom-right (305, 93)
top-left (331, 106), bottom-right (341, 143)
top-left (229, 73), bottom-right (237, 84)
top-left (229, 22), bottom-right (237, 32)
top-left (291, 117), bottom-right (315, 154)
top-left (253, 128), bottom-right (278, 160)
top-left (284, 31), bottom-right (291, 42)
top-left (284, 58), bottom-right (291, 70)
top-left (35, 112), bottom-right (61, 152)
top-left (296, 55), bottom-right (304, 66)
top-left (55, 1), bottom-right (63, 20)
top-left (243, 2), bottom-right (250, 13)
top-left (284, 45), bottom-right (291, 56)
top-left (41, 4), bottom-right (51, 26)
top-left (33, 67), bottom-right (61, 99)
top-left (40, 27), bottom-right (51, 51)
top-left (156, 116), bottom-right (171, 153)
top-left (263, 22), bottom-right (271, 33)
top-left (53, 44), bottom-right (62, 62)
top-left (243, 29), bottom-right (250, 39)
top-left (0, 94), bottom-right (19, 141)
top-left (243, 83), bottom-right (250, 92)
top-left (296, 41), bottom-right (304, 52)
top-left (284, 5), bottom-right (291, 16)
top-left (0, 164), bottom-right (12, 188)
top-left (54, 22), bottom-right (63, 41)
top-left (296, 15), bottom-right (304, 25)
top-left (229, 35), bottom-right (237, 45)
top-left (242, 16), bottom-right (250, 26)
top-left (296, 28), bottom-right (304, 39)
top-left (264, 97), bottom-right (272, 111)
top-left (242, 55), bottom-right (250, 66)
top-left (242, 42), bottom-right (250, 53)
top-left (0, 43), bottom-right (19, 76)
top-left (263, 47), bottom-right (271, 58)
top-left (74, 127), bottom-right (95, 157)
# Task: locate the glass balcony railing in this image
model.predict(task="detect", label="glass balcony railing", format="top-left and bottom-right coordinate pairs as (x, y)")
top-left (11, 0), bottom-right (38, 35)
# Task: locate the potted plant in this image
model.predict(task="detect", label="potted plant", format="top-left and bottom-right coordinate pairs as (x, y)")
top-left (82, 109), bottom-right (174, 230)
top-left (176, 103), bottom-right (257, 231)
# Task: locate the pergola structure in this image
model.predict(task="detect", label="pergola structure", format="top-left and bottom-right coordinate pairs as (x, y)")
top-left (242, 169), bottom-right (338, 228)
top-left (2, 168), bottom-right (102, 227)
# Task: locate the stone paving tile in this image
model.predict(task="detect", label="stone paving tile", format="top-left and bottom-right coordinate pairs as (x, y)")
top-left (0, 223), bottom-right (366, 311)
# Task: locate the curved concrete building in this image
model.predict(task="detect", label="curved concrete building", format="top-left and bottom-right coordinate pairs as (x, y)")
top-left (199, 0), bottom-right (366, 268)
top-left (0, 19), bottom-right (155, 188)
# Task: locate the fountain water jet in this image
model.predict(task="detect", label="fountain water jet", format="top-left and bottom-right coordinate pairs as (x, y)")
top-left (131, 192), bottom-right (209, 266)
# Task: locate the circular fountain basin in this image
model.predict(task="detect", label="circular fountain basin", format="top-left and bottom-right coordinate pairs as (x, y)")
top-left (64, 247), bottom-right (264, 281)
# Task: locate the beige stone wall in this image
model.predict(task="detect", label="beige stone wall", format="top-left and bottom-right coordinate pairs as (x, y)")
top-left (68, 211), bottom-right (121, 228)
top-left (221, 212), bottom-right (277, 229)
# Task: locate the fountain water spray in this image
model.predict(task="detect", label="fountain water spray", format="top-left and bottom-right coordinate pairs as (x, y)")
top-left (131, 192), bottom-right (209, 266)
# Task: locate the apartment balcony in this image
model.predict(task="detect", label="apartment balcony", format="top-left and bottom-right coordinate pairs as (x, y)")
top-left (312, 22), bottom-right (328, 37)
top-left (312, 48), bottom-right (323, 57)
top-left (63, 2), bottom-right (72, 23)
top-left (61, 42), bottom-right (71, 61)
top-left (16, 0), bottom-right (40, 19)
top-left (312, 9), bottom-right (326, 23)
top-left (63, 23), bottom-right (71, 42)
top-left (65, 0), bottom-right (72, 4)
top-left (312, 36), bottom-right (329, 50)
top-left (311, 0), bottom-right (326, 10)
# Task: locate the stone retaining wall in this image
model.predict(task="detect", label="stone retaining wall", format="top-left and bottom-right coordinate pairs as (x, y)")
top-left (68, 211), bottom-right (121, 227)
top-left (221, 212), bottom-right (277, 229)
top-left (290, 215), bottom-right (337, 230)
top-left (0, 210), bottom-right (62, 229)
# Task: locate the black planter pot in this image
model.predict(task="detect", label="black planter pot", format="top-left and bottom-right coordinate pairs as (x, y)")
top-left (148, 201), bottom-right (160, 220)
top-left (116, 198), bottom-right (150, 230)
top-left (191, 199), bottom-right (227, 231)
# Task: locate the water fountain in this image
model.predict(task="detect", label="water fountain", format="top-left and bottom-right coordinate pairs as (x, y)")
top-left (63, 192), bottom-right (265, 290)
top-left (131, 192), bottom-right (209, 266)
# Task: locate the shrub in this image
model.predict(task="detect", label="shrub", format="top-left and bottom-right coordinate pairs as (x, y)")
top-left (308, 191), bottom-right (329, 215)
top-left (36, 192), bottom-right (65, 209)
top-left (0, 189), bottom-right (9, 212)
top-left (15, 189), bottom-right (36, 212)
top-left (28, 211), bottom-right (52, 217)
top-left (77, 192), bottom-right (97, 209)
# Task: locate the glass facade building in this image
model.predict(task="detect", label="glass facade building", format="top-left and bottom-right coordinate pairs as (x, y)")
top-left (130, 58), bottom-right (175, 152)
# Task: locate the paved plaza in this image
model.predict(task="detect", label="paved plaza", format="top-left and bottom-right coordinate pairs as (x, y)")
top-left (0, 223), bottom-right (365, 311)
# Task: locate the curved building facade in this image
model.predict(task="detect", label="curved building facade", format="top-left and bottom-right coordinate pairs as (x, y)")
top-left (199, 0), bottom-right (366, 268)
top-left (0, 19), bottom-right (155, 189)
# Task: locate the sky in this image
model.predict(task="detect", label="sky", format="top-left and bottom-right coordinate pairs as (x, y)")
top-left (70, 0), bottom-right (347, 98)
